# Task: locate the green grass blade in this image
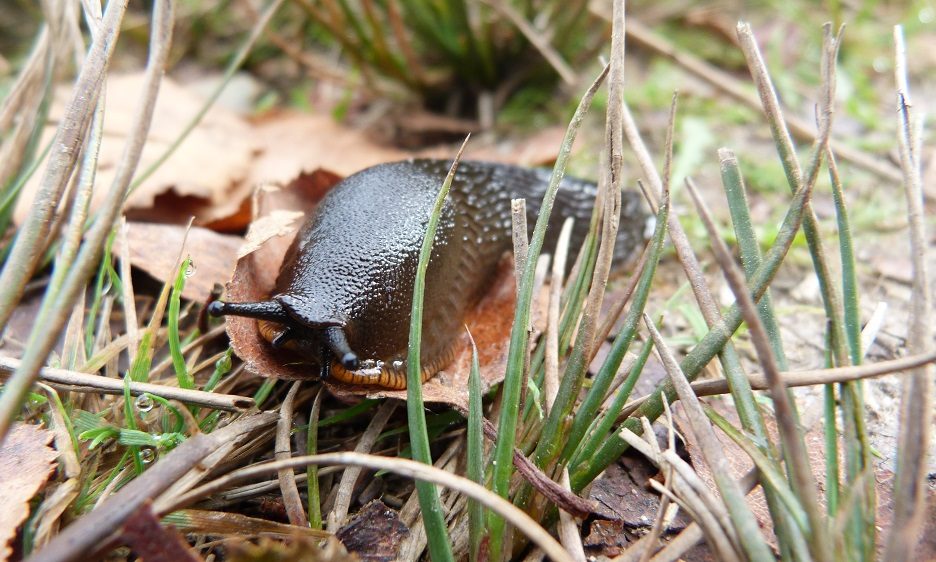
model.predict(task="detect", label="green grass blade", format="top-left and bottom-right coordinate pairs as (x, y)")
top-left (307, 389), bottom-right (323, 529)
top-left (202, 348), bottom-right (232, 393)
top-left (122, 375), bottom-right (144, 474)
top-left (829, 145), bottom-right (874, 560)
top-left (404, 141), bottom-right (467, 562)
top-left (84, 228), bottom-right (117, 358)
top-left (168, 257), bottom-right (194, 389)
top-left (318, 399), bottom-right (378, 428)
top-left (719, 149), bottom-right (787, 369)
top-left (823, 383), bottom-right (839, 515)
top-left (569, 330), bottom-right (654, 469)
top-left (466, 333), bottom-right (486, 562)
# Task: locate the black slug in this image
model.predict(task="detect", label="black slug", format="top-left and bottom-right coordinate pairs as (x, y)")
top-left (209, 159), bottom-right (648, 389)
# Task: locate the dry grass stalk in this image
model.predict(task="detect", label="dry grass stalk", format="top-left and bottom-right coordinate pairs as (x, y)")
top-left (882, 25), bottom-right (935, 562)
top-left (0, 356), bottom-right (255, 411)
top-left (557, 468), bottom-right (586, 562)
top-left (644, 313), bottom-right (773, 561)
top-left (276, 381), bottom-right (308, 526)
top-left (544, 218), bottom-right (574, 411)
top-left (326, 400), bottom-right (397, 532)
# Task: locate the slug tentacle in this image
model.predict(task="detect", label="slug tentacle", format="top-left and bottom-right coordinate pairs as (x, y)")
top-left (208, 299), bottom-right (290, 323)
top-left (323, 326), bottom-right (359, 371)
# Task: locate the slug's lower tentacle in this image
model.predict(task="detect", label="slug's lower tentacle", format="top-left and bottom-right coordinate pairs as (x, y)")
top-left (323, 326), bottom-right (359, 371)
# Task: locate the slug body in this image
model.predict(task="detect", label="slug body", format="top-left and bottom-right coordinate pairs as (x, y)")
top-left (210, 159), bottom-right (648, 389)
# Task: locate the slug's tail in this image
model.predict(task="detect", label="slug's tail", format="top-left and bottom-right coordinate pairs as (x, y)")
top-left (524, 169), bottom-right (652, 268)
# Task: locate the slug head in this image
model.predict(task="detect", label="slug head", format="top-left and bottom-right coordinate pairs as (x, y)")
top-left (207, 299), bottom-right (360, 371)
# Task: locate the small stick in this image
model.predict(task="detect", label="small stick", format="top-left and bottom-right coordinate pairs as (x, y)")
top-left (620, 348), bottom-right (936, 418)
top-left (276, 381), bottom-right (307, 526)
top-left (0, 356), bottom-right (254, 412)
top-left (326, 399), bottom-right (396, 532)
top-left (545, 218), bottom-right (573, 411)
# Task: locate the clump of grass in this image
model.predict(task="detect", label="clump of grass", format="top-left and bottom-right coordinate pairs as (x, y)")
top-left (283, 0), bottom-right (602, 122)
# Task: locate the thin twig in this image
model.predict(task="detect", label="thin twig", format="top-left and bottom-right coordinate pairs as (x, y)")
top-left (545, 218), bottom-right (573, 411)
top-left (0, 356), bottom-right (254, 411)
top-left (883, 25), bottom-right (934, 562)
top-left (276, 381), bottom-right (307, 526)
top-left (326, 400), bottom-right (396, 532)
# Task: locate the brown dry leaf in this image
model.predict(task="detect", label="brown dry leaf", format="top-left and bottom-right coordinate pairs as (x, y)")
top-left (247, 111), bottom-right (411, 187)
top-left (238, 207), bottom-right (305, 258)
top-left (16, 73), bottom-right (257, 226)
top-left (335, 500), bottom-right (409, 561)
top-left (418, 125), bottom-right (567, 167)
top-left (248, 112), bottom-right (566, 190)
top-left (0, 424), bottom-right (58, 562)
top-left (116, 502), bottom-right (199, 562)
top-left (125, 222), bottom-right (243, 302)
top-left (223, 171), bottom-right (516, 409)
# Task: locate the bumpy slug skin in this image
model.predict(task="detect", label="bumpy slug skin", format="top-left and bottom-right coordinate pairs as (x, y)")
top-left (223, 171), bottom-right (516, 410)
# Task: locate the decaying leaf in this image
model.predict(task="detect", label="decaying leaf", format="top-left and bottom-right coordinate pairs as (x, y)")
top-left (125, 222), bottom-right (243, 302)
top-left (222, 170), bottom-right (517, 409)
top-left (247, 112), bottom-right (411, 187)
top-left (16, 73), bottom-right (257, 226)
top-left (0, 424), bottom-right (58, 562)
top-left (335, 500), bottom-right (409, 561)
top-left (116, 502), bottom-right (199, 562)
top-left (238, 208), bottom-right (305, 259)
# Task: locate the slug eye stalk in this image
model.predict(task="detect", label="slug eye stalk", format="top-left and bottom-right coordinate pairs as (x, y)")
top-left (207, 299), bottom-right (291, 323)
top-left (209, 298), bottom-right (360, 371)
